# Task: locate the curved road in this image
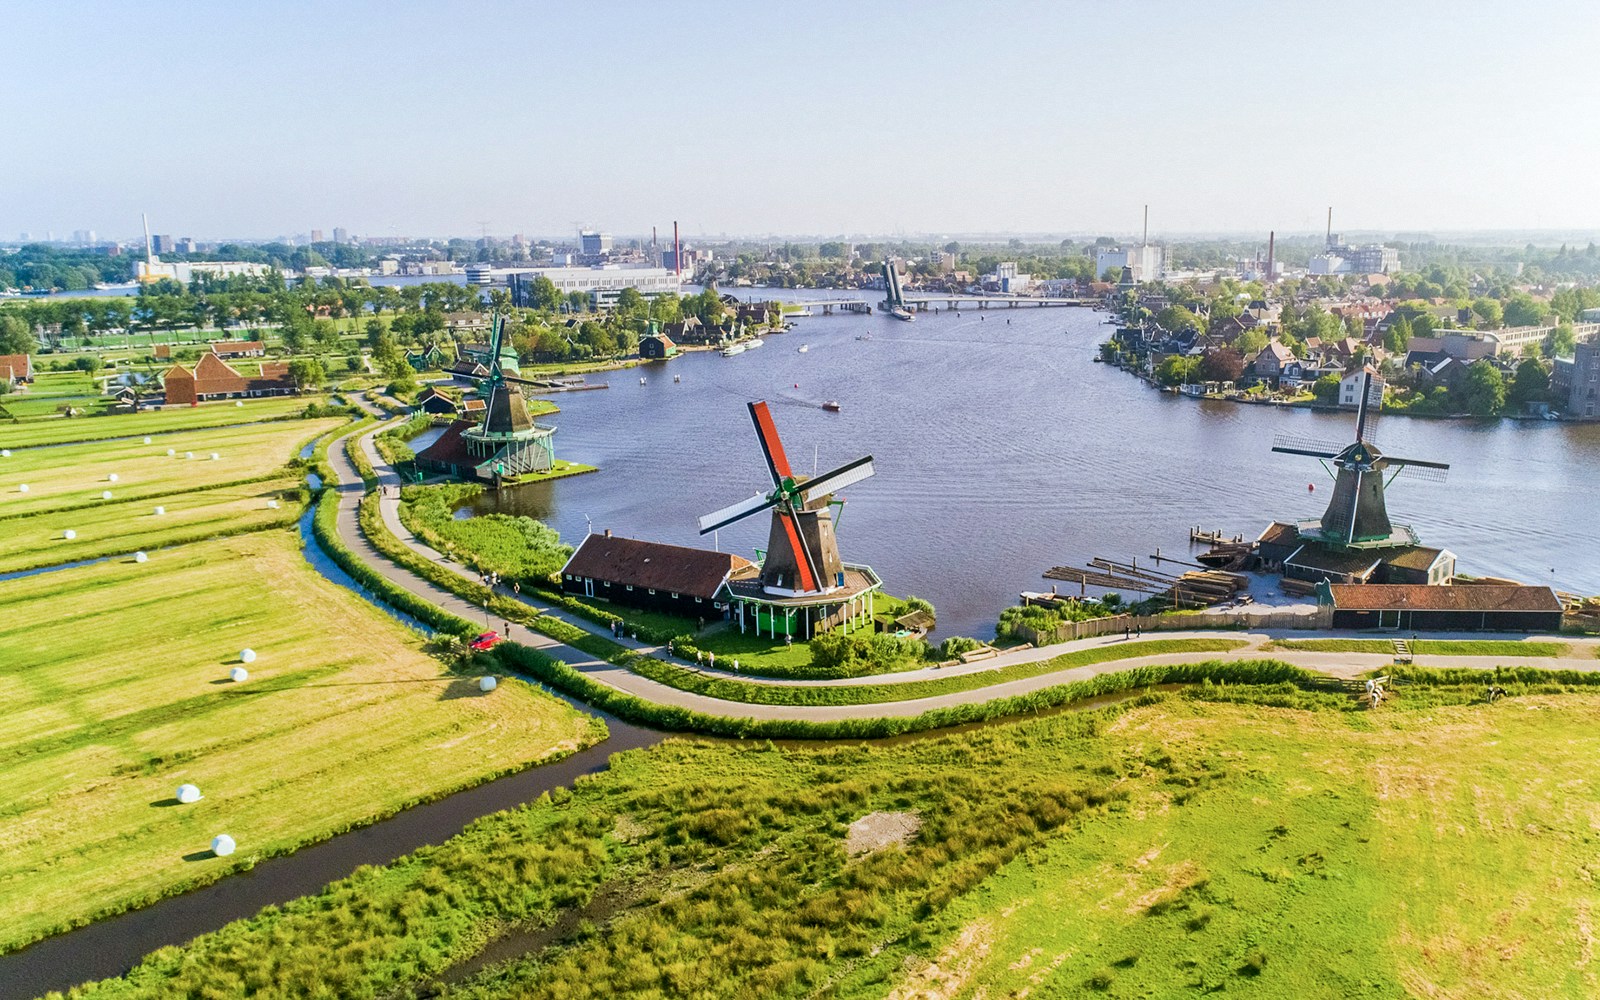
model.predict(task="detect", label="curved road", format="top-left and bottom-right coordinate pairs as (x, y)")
top-left (328, 412), bottom-right (1600, 721)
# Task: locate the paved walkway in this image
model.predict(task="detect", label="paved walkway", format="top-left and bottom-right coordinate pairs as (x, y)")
top-left (324, 411), bottom-right (1600, 723)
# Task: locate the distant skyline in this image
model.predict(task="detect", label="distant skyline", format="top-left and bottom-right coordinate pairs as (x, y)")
top-left (4, 1), bottom-right (1599, 240)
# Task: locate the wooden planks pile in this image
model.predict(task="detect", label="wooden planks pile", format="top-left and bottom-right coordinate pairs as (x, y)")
top-left (1044, 557), bottom-right (1249, 609)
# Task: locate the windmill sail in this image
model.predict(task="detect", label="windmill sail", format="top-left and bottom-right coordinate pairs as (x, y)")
top-left (697, 401), bottom-right (874, 596)
top-left (1274, 371), bottom-right (1449, 547)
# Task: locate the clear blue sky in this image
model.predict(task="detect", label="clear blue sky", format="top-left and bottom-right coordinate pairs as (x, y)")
top-left (3, 0), bottom-right (1597, 241)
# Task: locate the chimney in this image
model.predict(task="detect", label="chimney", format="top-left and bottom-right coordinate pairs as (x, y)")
top-left (673, 220), bottom-right (681, 277)
top-left (1266, 230), bottom-right (1275, 280)
top-left (604, 528), bottom-right (612, 538)
top-left (1142, 204), bottom-right (1149, 246)
top-left (1326, 207), bottom-right (1333, 247)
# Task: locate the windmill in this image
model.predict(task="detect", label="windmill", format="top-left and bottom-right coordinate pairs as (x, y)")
top-left (1272, 370), bottom-right (1449, 547)
top-left (699, 401), bottom-right (874, 596)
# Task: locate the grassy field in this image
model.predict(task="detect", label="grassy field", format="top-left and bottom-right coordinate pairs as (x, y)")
top-left (0, 531), bottom-right (602, 955)
top-left (0, 476), bottom-right (307, 573)
top-left (0, 418), bottom-right (342, 519)
top-left (64, 678), bottom-right (1600, 999)
top-left (0, 395), bottom-right (327, 448)
top-left (1272, 638), bottom-right (1569, 657)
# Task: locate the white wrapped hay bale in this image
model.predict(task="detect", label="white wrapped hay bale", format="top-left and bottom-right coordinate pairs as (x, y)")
top-left (153, 506), bottom-right (165, 515)
top-left (167, 448), bottom-right (176, 457)
top-left (143, 437), bottom-right (152, 445)
top-left (239, 648), bottom-right (257, 664)
top-left (17, 484), bottom-right (27, 493)
top-left (230, 666), bottom-right (249, 682)
top-left (478, 675), bottom-right (498, 692)
top-left (210, 453), bottom-right (220, 461)
top-left (62, 529), bottom-right (76, 540)
top-left (184, 452), bottom-right (194, 460)
top-left (176, 784), bottom-right (202, 804)
top-left (134, 551), bottom-right (148, 563)
top-left (267, 499), bottom-right (279, 510)
top-left (108, 473), bottom-right (118, 482)
top-left (101, 491), bottom-right (113, 500)
top-left (211, 834), bottom-right (236, 857)
top-left (0, 449), bottom-right (9, 458)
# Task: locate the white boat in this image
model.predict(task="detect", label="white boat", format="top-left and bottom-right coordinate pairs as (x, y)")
top-left (747, 338), bottom-right (765, 348)
top-left (788, 308), bottom-right (814, 318)
top-left (640, 377), bottom-right (647, 384)
top-left (673, 374), bottom-right (681, 383)
top-left (720, 344), bottom-right (746, 357)
top-left (797, 344), bottom-right (809, 353)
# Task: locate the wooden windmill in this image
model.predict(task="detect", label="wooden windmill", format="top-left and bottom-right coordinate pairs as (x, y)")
top-left (1272, 371), bottom-right (1449, 547)
top-left (699, 401), bottom-right (874, 596)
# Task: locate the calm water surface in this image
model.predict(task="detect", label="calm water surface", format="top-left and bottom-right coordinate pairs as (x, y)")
top-left (463, 290), bottom-right (1600, 639)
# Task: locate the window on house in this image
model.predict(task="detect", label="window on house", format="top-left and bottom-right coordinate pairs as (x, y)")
top-left (625, 585), bottom-right (633, 591)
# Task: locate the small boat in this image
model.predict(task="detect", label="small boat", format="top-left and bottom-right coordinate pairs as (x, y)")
top-left (673, 374), bottom-right (681, 383)
top-left (797, 344), bottom-right (809, 353)
top-left (855, 334), bottom-right (872, 342)
top-left (822, 401), bottom-right (842, 412)
top-left (639, 377), bottom-right (647, 385)
top-left (720, 344), bottom-right (746, 357)
top-left (789, 307), bottom-right (814, 318)
top-left (747, 338), bottom-right (765, 348)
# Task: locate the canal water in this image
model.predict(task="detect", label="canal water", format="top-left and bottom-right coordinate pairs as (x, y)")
top-left (461, 288), bottom-right (1600, 639)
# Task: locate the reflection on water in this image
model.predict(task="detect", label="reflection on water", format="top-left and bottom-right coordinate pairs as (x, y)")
top-left (453, 290), bottom-right (1600, 638)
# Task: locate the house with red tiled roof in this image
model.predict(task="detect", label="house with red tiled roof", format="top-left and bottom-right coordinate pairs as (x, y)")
top-left (163, 352), bottom-right (296, 405)
top-left (0, 354), bottom-right (33, 388)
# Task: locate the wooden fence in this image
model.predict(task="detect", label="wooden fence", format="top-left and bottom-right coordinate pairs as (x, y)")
top-left (1016, 607), bottom-right (1332, 646)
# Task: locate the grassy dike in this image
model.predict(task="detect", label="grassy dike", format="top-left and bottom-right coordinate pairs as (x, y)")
top-left (624, 638), bottom-right (1252, 707)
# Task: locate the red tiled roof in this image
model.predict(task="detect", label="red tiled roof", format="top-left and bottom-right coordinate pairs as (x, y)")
top-left (210, 341), bottom-right (263, 355)
top-left (0, 354), bottom-right (31, 380)
top-left (415, 420), bottom-right (480, 470)
top-left (1327, 584), bottom-right (1562, 613)
top-left (562, 534), bottom-right (754, 600)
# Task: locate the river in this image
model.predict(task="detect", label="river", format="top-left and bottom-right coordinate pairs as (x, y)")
top-left (458, 288), bottom-right (1600, 639)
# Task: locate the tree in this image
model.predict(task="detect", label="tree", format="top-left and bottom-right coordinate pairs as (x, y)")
top-left (615, 287), bottom-right (645, 318)
top-left (1384, 317), bottom-right (1414, 355)
top-left (1231, 330), bottom-right (1268, 356)
top-left (1503, 293), bottom-right (1547, 328)
top-left (1199, 349), bottom-right (1244, 382)
top-left (1544, 323), bottom-right (1577, 358)
top-left (1312, 374), bottom-right (1342, 405)
top-left (0, 313), bottom-right (36, 354)
top-left (1508, 358), bottom-right (1550, 407)
top-left (1154, 305), bottom-right (1203, 334)
top-left (286, 357), bottom-right (327, 392)
top-left (527, 275), bottom-right (561, 311)
top-left (1470, 296), bottom-right (1503, 329)
top-left (1459, 360), bottom-right (1506, 417)
top-left (1155, 355), bottom-right (1199, 387)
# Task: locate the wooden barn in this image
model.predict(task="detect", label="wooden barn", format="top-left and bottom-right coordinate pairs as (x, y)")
top-left (1321, 584), bottom-right (1564, 632)
top-left (560, 531), bottom-right (754, 619)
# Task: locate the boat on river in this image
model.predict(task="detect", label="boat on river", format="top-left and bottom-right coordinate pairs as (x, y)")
top-left (720, 344), bottom-right (746, 357)
top-left (822, 400), bottom-right (842, 412)
top-left (797, 344), bottom-right (809, 353)
top-left (747, 338), bottom-right (765, 348)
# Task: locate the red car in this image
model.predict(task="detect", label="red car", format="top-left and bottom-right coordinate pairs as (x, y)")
top-left (469, 631), bottom-right (502, 651)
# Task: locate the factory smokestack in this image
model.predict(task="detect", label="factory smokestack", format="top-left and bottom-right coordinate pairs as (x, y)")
top-left (1142, 204), bottom-right (1148, 246)
top-left (1266, 230), bottom-right (1275, 281)
top-left (1326, 207), bottom-right (1333, 247)
top-left (673, 220), bottom-right (680, 278)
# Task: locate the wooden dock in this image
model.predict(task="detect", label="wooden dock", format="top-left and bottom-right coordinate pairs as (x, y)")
top-left (1044, 555), bottom-right (1250, 609)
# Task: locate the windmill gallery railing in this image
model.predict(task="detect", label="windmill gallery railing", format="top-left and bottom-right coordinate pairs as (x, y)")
top-left (1013, 606), bottom-right (1333, 647)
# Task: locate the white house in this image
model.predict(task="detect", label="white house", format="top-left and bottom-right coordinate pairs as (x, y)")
top-left (1339, 365), bottom-right (1385, 409)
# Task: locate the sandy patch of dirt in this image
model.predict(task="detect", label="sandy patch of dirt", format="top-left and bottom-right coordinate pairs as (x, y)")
top-left (847, 810), bottom-right (921, 857)
top-left (885, 920), bottom-right (993, 1000)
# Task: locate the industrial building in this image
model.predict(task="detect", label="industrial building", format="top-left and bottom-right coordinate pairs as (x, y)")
top-left (506, 265), bottom-right (680, 309)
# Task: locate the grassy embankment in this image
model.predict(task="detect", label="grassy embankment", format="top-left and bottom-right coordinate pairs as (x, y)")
top-left (61, 674), bottom-right (1600, 999)
top-left (625, 638), bottom-right (1251, 707)
top-left (0, 532), bottom-right (603, 956)
top-left (0, 394), bottom-right (325, 448)
top-left (1270, 638), bottom-right (1570, 657)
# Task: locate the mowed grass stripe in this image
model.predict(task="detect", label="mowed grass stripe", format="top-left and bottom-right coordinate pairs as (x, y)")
top-left (0, 531), bottom-right (601, 954)
top-left (1271, 638), bottom-right (1568, 657)
top-left (0, 478), bottom-right (307, 572)
top-left (0, 395), bottom-right (328, 449)
top-left (0, 417), bottom-right (342, 519)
